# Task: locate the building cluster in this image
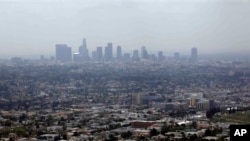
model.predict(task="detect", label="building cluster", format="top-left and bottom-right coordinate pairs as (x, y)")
top-left (132, 92), bottom-right (217, 113)
top-left (0, 59), bottom-right (250, 140)
top-left (55, 38), bottom-right (198, 63)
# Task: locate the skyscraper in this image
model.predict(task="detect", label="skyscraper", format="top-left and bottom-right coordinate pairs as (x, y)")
top-left (104, 46), bottom-right (108, 61)
top-left (174, 52), bottom-right (180, 60)
top-left (141, 46), bottom-right (148, 59)
top-left (117, 45), bottom-right (122, 60)
top-left (92, 51), bottom-right (97, 61)
top-left (123, 53), bottom-right (130, 61)
top-left (96, 46), bottom-right (103, 61)
top-left (132, 49), bottom-right (139, 61)
top-left (55, 44), bottom-right (72, 62)
top-left (79, 38), bottom-right (89, 61)
top-left (191, 47), bottom-right (198, 62)
top-left (158, 51), bottom-right (164, 61)
top-left (73, 53), bottom-right (81, 62)
top-left (104, 42), bottom-right (113, 61)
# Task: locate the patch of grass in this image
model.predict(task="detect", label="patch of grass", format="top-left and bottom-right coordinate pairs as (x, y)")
top-left (212, 110), bottom-right (250, 124)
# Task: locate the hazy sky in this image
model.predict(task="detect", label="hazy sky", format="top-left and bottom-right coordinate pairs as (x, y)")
top-left (0, 0), bottom-right (250, 58)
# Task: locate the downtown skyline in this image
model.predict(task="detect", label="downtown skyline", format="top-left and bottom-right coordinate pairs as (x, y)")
top-left (0, 0), bottom-right (250, 58)
top-left (55, 38), bottom-right (200, 62)
top-left (1, 37), bottom-right (250, 60)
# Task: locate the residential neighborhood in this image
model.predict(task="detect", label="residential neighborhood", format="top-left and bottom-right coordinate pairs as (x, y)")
top-left (0, 59), bottom-right (250, 141)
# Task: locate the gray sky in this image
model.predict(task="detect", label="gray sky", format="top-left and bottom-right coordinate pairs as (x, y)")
top-left (0, 0), bottom-right (250, 58)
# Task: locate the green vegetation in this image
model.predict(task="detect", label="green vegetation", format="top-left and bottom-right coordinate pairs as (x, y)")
top-left (212, 110), bottom-right (250, 124)
top-left (0, 127), bottom-right (27, 138)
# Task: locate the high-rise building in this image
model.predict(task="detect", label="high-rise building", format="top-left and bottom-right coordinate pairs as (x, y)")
top-left (79, 38), bottom-right (89, 61)
top-left (174, 52), bottom-right (180, 60)
top-left (96, 46), bottom-right (103, 61)
top-left (191, 47), bottom-right (198, 62)
top-left (55, 44), bottom-right (72, 62)
top-left (150, 54), bottom-right (157, 62)
top-left (117, 45), bottom-right (122, 60)
top-left (92, 51), bottom-right (97, 61)
top-left (158, 51), bottom-right (164, 61)
top-left (40, 55), bottom-right (45, 61)
top-left (73, 53), bottom-right (81, 62)
top-left (141, 46), bottom-right (148, 59)
top-left (132, 49), bottom-right (139, 61)
top-left (11, 57), bottom-right (23, 64)
top-left (104, 42), bottom-right (113, 61)
top-left (123, 53), bottom-right (130, 61)
top-left (82, 38), bottom-right (87, 48)
top-left (104, 46), bottom-right (108, 60)
top-left (50, 56), bottom-right (55, 61)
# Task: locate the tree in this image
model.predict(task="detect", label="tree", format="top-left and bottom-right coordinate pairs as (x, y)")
top-left (62, 134), bottom-right (68, 140)
top-left (136, 136), bottom-right (148, 141)
top-left (189, 134), bottom-right (198, 141)
top-left (105, 134), bottom-right (118, 141)
top-left (150, 128), bottom-right (159, 137)
top-left (204, 129), bottom-right (212, 136)
top-left (218, 136), bottom-right (226, 141)
top-left (73, 131), bottom-right (79, 136)
top-left (19, 113), bottom-right (27, 123)
top-left (13, 127), bottom-right (26, 137)
top-left (46, 115), bottom-right (54, 126)
top-left (160, 124), bottom-right (168, 135)
top-left (191, 121), bottom-right (197, 129)
top-left (206, 108), bottom-right (221, 118)
top-left (211, 127), bottom-right (222, 136)
top-left (121, 131), bottom-right (132, 139)
top-left (4, 120), bottom-right (11, 127)
top-left (181, 132), bottom-right (185, 138)
top-left (181, 132), bottom-right (187, 141)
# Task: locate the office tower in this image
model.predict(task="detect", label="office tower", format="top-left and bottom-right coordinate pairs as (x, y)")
top-left (123, 53), bottom-right (130, 61)
top-left (55, 44), bottom-right (72, 62)
top-left (174, 52), bottom-right (180, 60)
top-left (117, 45), bottom-right (122, 60)
top-left (132, 50), bottom-right (139, 61)
top-left (108, 42), bottom-right (113, 59)
top-left (40, 55), bottom-right (48, 62)
top-left (150, 54), bottom-right (157, 61)
top-left (73, 53), bottom-right (81, 62)
top-left (105, 42), bottom-right (113, 61)
top-left (11, 57), bottom-right (23, 64)
top-left (209, 100), bottom-right (216, 110)
top-left (79, 38), bottom-right (89, 61)
top-left (158, 51), bottom-right (164, 61)
top-left (96, 46), bottom-right (103, 61)
top-left (191, 47), bottom-right (198, 62)
top-left (141, 46), bottom-right (148, 59)
top-left (67, 47), bottom-right (72, 61)
top-left (40, 55), bottom-right (45, 61)
top-left (50, 56), bottom-right (55, 61)
top-left (82, 38), bottom-right (87, 48)
top-left (104, 46), bottom-right (108, 61)
top-left (92, 51), bottom-right (97, 61)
